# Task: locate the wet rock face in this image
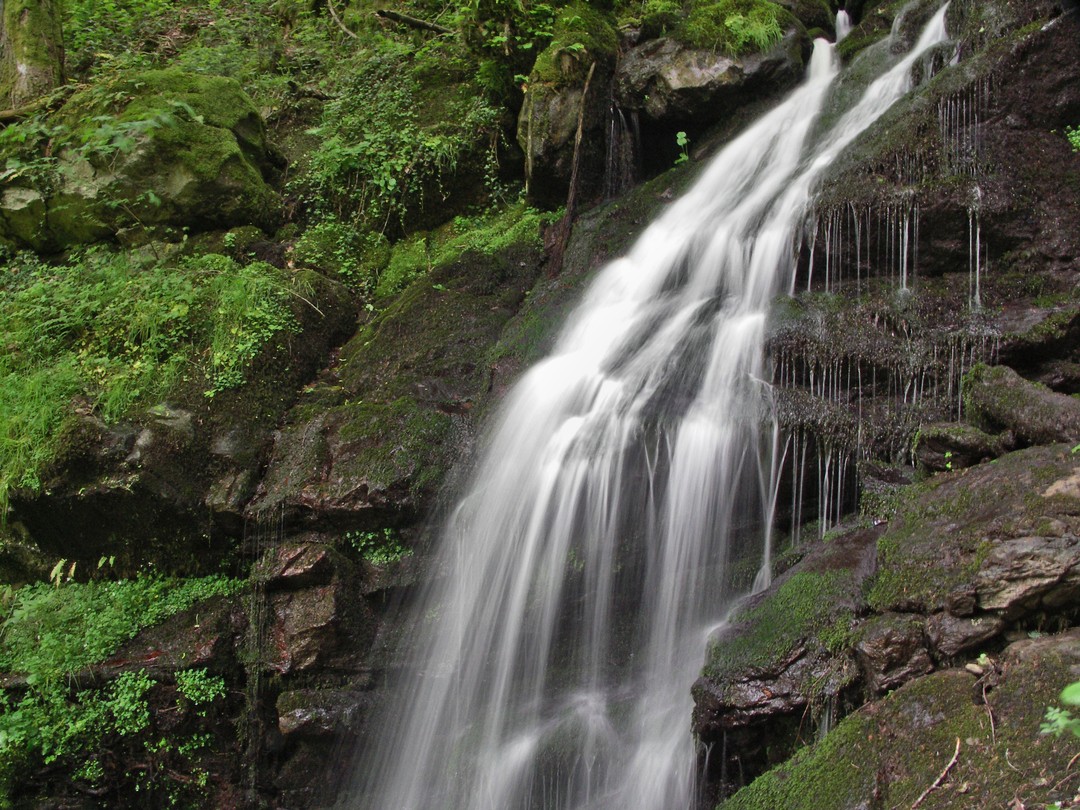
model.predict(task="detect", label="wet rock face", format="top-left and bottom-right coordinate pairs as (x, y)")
top-left (250, 242), bottom-right (546, 530)
top-left (963, 363), bottom-right (1080, 446)
top-left (699, 444), bottom-right (1080, 800)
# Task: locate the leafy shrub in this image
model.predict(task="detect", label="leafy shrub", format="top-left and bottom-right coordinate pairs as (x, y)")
top-left (1066, 125), bottom-right (1080, 153)
top-left (294, 43), bottom-right (502, 230)
top-left (1042, 681), bottom-right (1080, 739)
top-left (345, 528), bottom-right (411, 564)
top-left (681, 0), bottom-right (787, 54)
top-left (293, 217), bottom-right (391, 294)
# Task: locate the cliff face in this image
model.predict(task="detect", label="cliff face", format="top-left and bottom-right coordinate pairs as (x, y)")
top-left (0, 0), bottom-right (1077, 806)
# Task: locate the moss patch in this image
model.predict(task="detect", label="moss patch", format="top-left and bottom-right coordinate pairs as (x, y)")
top-left (721, 632), bottom-right (1080, 809)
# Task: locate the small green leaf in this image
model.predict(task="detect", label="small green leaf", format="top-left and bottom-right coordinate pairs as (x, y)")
top-left (1061, 682), bottom-right (1080, 706)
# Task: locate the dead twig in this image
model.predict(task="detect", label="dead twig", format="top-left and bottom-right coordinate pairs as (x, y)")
top-left (982, 681), bottom-right (996, 744)
top-left (374, 9), bottom-right (452, 34)
top-left (326, 0), bottom-right (358, 40)
top-left (911, 736), bottom-right (961, 809)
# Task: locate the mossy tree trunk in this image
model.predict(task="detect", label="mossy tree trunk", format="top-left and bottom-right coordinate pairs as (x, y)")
top-left (0, 0), bottom-right (64, 110)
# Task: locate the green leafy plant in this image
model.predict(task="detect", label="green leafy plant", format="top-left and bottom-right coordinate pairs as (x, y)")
top-left (175, 669), bottom-right (226, 716)
top-left (1041, 681), bottom-right (1080, 738)
top-left (0, 575), bottom-right (243, 804)
top-left (675, 130), bottom-right (690, 164)
top-left (1065, 125), bottom-right (1080, 153)
top-left (345, 528), bottom-right (411, 565)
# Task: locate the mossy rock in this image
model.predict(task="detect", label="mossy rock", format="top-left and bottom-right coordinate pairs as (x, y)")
top-left (518, 2), bottom-right (619, 208)
top-left (962, 363), bottom-right (1080, 446)
top-left (719, 629), bottom-right (1080, 809)
top-left (867, 444), bottom-right (1080, 615)
top-left (0, 69), bottom-right (283, 251)
top-left (251, 206), bottom-right (549, 526)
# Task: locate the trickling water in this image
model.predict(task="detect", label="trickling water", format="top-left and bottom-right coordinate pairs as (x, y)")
top-left (344, 7), bottom-right (951, 810)
top-left (836, 10), bottom-right (853, 43)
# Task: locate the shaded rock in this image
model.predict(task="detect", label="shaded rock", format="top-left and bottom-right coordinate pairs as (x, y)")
top-left (614, 29), bottom-right (807, 126)
top-left (719, 629), bottom-right (1080, 810)
top-left (925, 612), bottom-right (1004, 658)
top-left (853, 613), bottom-right (933, 693)
top-left (914, 421), bottom-right (1011, 472)
top-left (268, 585), bottom-right (340, 675)
top-left (276, 687), bottom-right (367, 739)
top-left (256, 542), bottom-right (336, 592)
top-left (963, 363), bottom-right (1080, 446)
top-left (518, 3), bottom-right (618, 208)
top-left (250, 231), bottom-right (546, 528)
top-left (693, 525), bottom-right (880, 784)
top-left (99, 596), bottom-right (245, 679)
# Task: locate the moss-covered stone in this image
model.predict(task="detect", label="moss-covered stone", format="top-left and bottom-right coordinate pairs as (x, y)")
top-left (0, 69), bottom-right (283, 251)
top-left (251, 204), bottom-right (549, 525)
top-left (867, 444), bottom-right (1080, 614)
top-left (962, 363), bottom-right (1080, 445)
top-left (720, 630), bottom-right (1080, 809)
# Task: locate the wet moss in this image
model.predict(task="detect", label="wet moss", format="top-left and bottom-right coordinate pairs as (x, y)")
top-left (704, 570), bottom-right (856, 683)
top-left (866, 445), bottom-right (1079, 613)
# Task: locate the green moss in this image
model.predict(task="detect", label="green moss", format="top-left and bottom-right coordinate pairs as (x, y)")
top-left (334, 398), bottom-right (454, 494)
top-left (723, 634), bottom-right (1080, 810)
top-left (531, 2), bottom-right (619, 86)
top-left (704, 570), bottom-right (854, 683)
top-left (866, 445), bottom-right (1078, 612)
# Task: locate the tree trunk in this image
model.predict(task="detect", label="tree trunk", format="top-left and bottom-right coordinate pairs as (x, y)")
top-left (0, 0), bottom-right (64, 110)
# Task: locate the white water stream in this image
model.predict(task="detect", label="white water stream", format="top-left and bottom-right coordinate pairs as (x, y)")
top-left (346, 6), bottom-right (950, 809)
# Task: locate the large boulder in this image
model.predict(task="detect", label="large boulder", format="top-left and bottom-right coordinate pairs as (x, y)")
top-left (614, 28), bottom-right (808, 126)
top-left (720, 630), bottom-right (1080, 809)
top-left (0, 69), bottom-right (283, 252)
top-left (249, 214), bottom-right (548, 529)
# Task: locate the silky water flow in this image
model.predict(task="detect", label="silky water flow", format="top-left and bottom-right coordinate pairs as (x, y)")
top-left (345, 6), bottom-right (951, 809)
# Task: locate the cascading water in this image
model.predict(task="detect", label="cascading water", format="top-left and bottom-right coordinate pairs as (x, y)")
top-left (344, 6), bottom-right (951, 809)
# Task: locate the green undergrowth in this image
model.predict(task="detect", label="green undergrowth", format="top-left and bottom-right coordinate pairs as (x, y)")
top-left (0, 573), bottom-right (241, 806)
top-left (0, 573), bottom-right (243, 682)
top-left (704, 570), bottom-right (854, 683)
top-left (637, 0), bottom-right (790, 53)
top-left (375, 203), bottom-right (555, 299)
top-left (0, 247), bottom-right (304, 513)
top-left (293, 40), bottom-right (504, 231)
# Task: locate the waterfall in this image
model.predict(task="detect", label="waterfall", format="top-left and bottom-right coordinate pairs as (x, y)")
top-left (836, 10), bottom-right (853, 42)
top-left (344, 6), bottom-right (951, 809)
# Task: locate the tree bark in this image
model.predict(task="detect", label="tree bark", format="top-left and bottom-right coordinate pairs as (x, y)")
top-left (0, 0), bottom-right (65, 109)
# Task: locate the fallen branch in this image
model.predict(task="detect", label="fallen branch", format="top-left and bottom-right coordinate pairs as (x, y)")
top-left (982, 682), bottom-right (996, 744)
top-left (374, 9), bottom-right (452, 34)
top-left (547, 61), bottom-right (597, 275)
top-left (911, 736), bottom-right (961, 809)
top-left (326, 0), bottom-right (358, 40)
